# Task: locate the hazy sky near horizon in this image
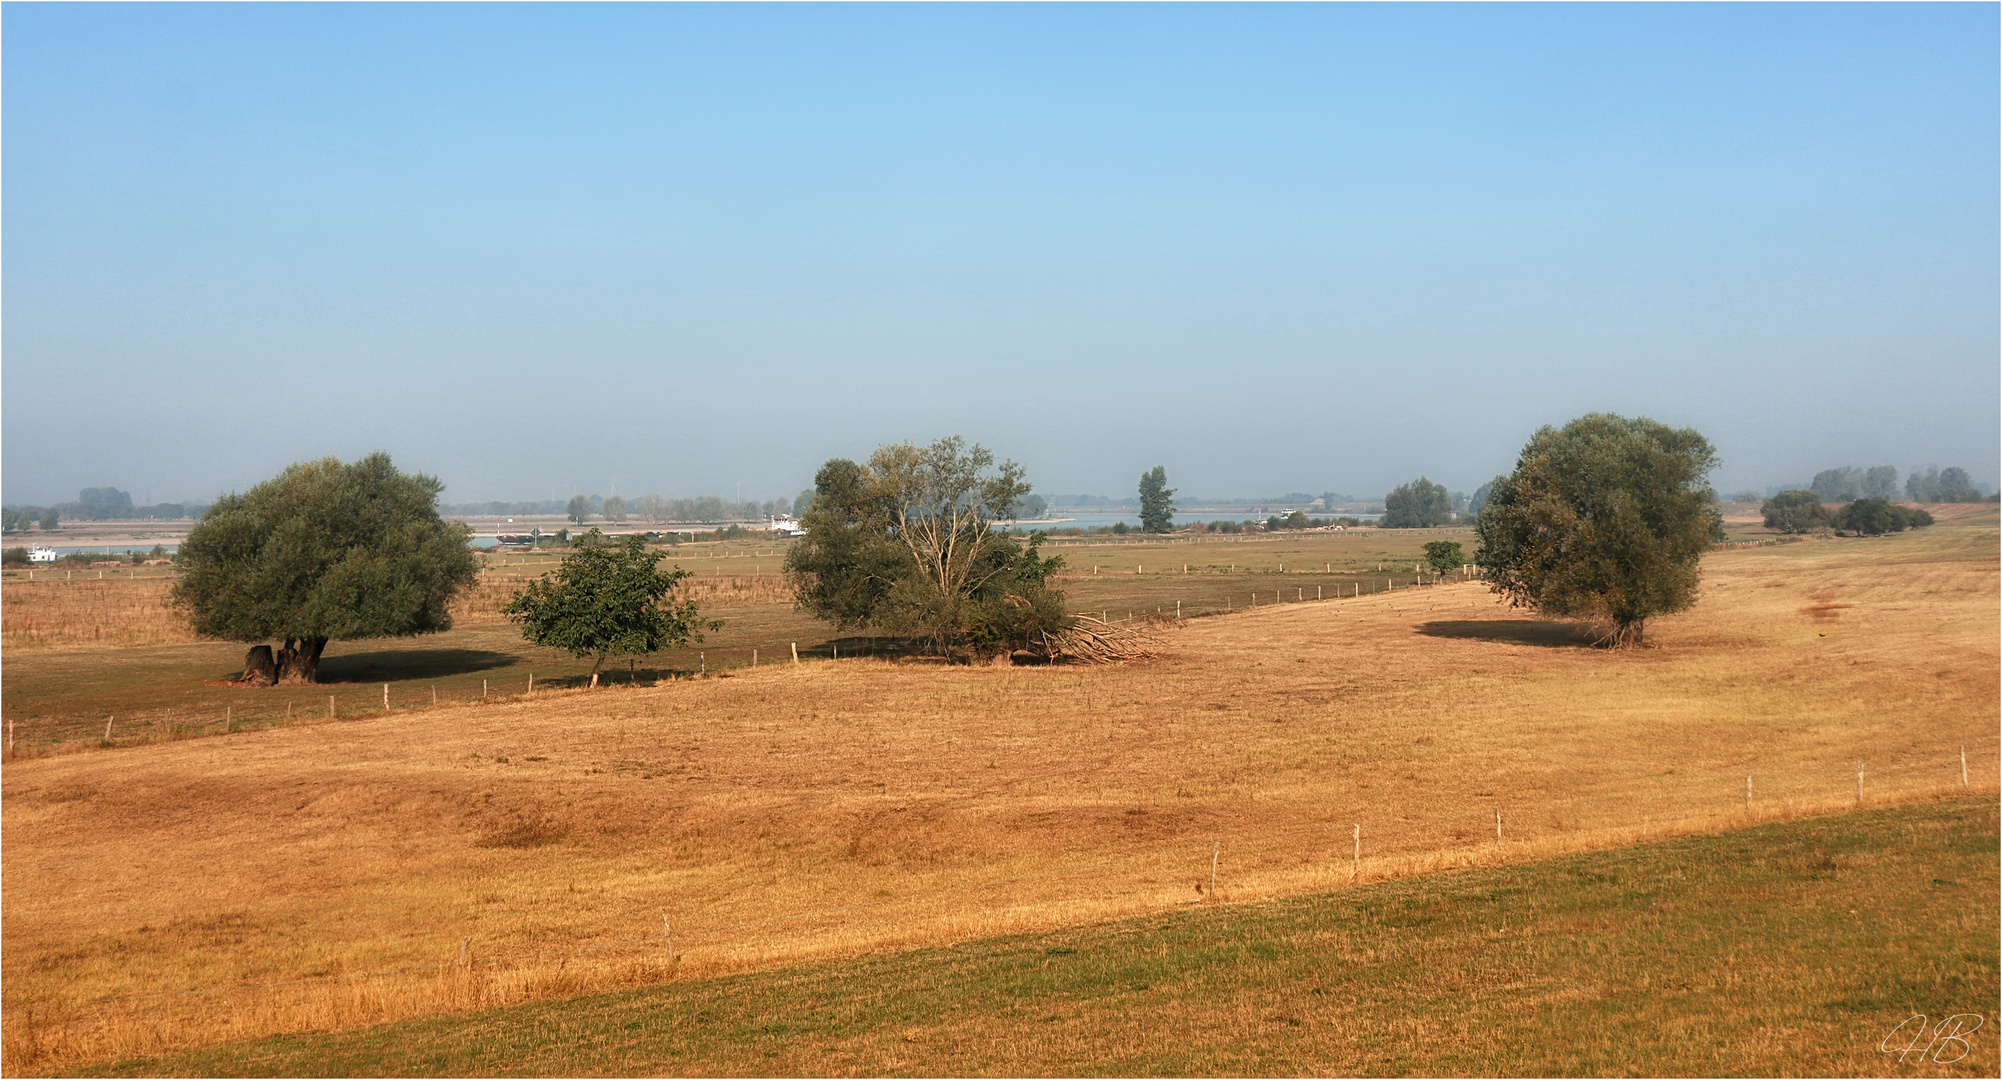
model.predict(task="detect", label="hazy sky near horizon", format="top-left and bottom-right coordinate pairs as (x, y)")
top-left (4, 3), bottom-right (1996, 506)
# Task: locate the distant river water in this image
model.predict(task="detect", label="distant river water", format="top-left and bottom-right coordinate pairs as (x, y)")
top-left (14, 509), bottom-right (1380, 557)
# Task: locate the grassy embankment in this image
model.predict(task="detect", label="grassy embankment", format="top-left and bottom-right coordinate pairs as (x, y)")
top-left (64, 796), bottom-right (2002, 1077)
top-left (0, 526), bottom-right (1477, 753)
top-left (2, 509), bottom-right (1994, 1071)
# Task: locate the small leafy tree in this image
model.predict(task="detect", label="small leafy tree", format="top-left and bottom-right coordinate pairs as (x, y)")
top-left (602, 494), bottom-right (628, 524)
top-left (502, 531), bottom-right (715, 680)
top-left (1422, 540), bottom-right (1464, 576)
top-left (39, 509), bottom-right (59, 530)
top-left (1761, 490), bottom-right (1830, 533)
top-left (1474, 414), bottom-right (1718, 648)
top-left (1138, 466), bottom-right (1176, 533)
top-left (566, 494), bottom-right (593, 525)
top-left (1383, 478), bottom-right (1452, 527)
top-left (171, 453), bottom-right (478, 683)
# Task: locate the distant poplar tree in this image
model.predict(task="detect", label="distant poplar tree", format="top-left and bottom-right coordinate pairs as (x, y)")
top-left (1809, 467), bottom-right (1863, 502)
top-left (1861, 466), bottom-right (1900, 501)
top-left (1138, 467), bottom-right (1176, 533)
top-left (1383, 478), bottom-right (1453, 527)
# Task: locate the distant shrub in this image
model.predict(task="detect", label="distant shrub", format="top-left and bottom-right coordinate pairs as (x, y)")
top-left (1760, 490), bottom-right (1830, 533)
top-left (2, 547), bottom-right (27, 567)
top-left (1832, 497), bottom-right (1930, 535)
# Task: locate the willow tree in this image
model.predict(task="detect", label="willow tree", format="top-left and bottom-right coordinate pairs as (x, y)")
top-left (172, 453), bottom-right (478, 683)
top-left (1474, 414), bottom-right (1718, 648)
top-left (784, 436), bottom-right (1069, 660)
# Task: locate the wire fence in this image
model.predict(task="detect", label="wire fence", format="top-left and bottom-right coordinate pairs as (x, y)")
top-left (5, 576), bottom-right (1492, 755)
top-left (25, 740), bottom-right (1994, 1023)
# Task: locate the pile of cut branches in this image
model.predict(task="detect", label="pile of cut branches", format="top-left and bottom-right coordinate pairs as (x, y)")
top-left (1036, 613), bottom-right (1159, 665)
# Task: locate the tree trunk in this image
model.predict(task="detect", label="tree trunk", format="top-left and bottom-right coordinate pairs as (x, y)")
top-left (1608, 619), bottom-right (1646, 649)
top-left (241, 645), bottom-right (278, 686)
top-left (277, 637), bottom-right (329, 684)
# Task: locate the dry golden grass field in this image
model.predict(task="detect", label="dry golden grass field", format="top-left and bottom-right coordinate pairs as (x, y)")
top-left (0, 526), bottom-right (1475, 747)
top-left (2, 510), bottom-right (1996, 1072)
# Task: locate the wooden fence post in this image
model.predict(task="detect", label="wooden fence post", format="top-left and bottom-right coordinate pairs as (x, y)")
top-left (1351, 824), bottom-right (1360, 880)
top-left (1208, 842), bottom-right (1220, 901)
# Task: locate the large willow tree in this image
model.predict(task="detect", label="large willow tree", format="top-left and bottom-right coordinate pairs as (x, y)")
top-left (784, 437), bottom-right (1069, 660)
top-left (172, 453), bottom-right (478, 683)
top-left (1474, 414), bottom-right (1719, 648)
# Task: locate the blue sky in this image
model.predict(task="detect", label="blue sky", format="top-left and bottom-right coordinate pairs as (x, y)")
top-left (4, 3), bottom-right (1995, 505)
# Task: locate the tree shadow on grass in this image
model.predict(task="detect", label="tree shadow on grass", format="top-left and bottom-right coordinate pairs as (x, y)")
top-left (1417, 619), bottom-right (1602, 649)
top-left (318, 649), bottom-right (520, 683)
top-left (795, 636), bottom-right (933, 661)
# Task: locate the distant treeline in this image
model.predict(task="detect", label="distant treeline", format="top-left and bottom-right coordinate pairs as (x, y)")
top-left (1725, 465), bottom-right (1992, 505)
top-left (2, 488), bottom-right (209, 531)
top-left (1044, 491), bottom-right (1360, 510)
top-left (447, 491), bottom-right (815, 525)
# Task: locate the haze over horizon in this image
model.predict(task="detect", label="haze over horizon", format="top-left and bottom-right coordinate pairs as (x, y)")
top-left (5, 4), bottom-right (1996, 507)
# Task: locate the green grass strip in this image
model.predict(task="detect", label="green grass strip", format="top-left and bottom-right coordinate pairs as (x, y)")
top-left (82, 796), bottom-right (2000, 1077)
